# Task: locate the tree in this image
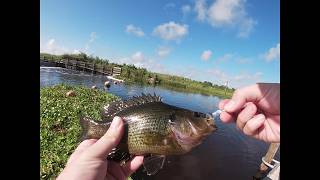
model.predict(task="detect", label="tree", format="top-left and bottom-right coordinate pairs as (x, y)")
top-left (203, 81), bottom-right (213, 87)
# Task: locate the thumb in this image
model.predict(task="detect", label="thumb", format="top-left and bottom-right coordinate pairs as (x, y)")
top-left (85, 116), bottom-right (124, 159)
top-left (224, 84), bottom-right (263, 113)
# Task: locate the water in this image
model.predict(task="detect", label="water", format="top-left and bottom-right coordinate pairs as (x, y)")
top-left (40, 67), bottom-right (280, 180)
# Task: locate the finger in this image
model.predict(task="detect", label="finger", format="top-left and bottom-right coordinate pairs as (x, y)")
top-left (243, 114), bottom-right (265, 136)
top-left (220, 111), bottom-right (234, 123)
top-left (123, 156), bottom-right (144, 177)
top-left (85, 116), bottom-right (124, 159)
top-left (108, 161), bottom-right (126, 180)
top-left (236, 102), bottom-right (257, 130)
top-left (224, 84), bottom-right (263, 113)
top-left (218, 99), bottom-right (230, 110)
top-left (67, 139), bottom-right (97, 165)
top-left (218, 99), bottom-right (234, 123)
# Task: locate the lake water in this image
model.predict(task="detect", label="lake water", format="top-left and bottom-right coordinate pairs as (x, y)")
top-left (40, 66), bottom-right (280, 180)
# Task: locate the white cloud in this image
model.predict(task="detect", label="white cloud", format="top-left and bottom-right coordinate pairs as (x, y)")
top-left (157, 46), bottom-right (171, 57)
top-left (233, 74), bottom-right (250, 81)
top-left (207, 0), bottom-right (242, 26)
top-left (264, 43), bottom-right (280, 62)
top-left (40, 38), bottom-right (74, 55)
top-left (89, 32), bottom-right (97, 43)
top-left (47, 39), bottom-right (55, 47)
top-left (115, 51), bottom-right (167, 74)
top-left (193, 0), bottom-right (256, 38)
top-left (42, 32), bottom-right (93, 55)
top-left (207, 68), bottom-right (228, 81)
top-left (233, 71), bottom-right (263, 87)
top-left (85, 32), bottom-right (97, 52)
top-left (234, 72), bottom-right (262, 81)
top-left (125, 25), bottom-right (145, 37)
top-left (173, 66), bottom-right (203, 80)
top-left (164, 2), bottom-right (175, 9)
top-left (182, 5), bottom-right (191, 16)
top-left (207, 68), bottom-right (263, 88)
top-left (131, 51), bottom-right (145, 63)
top-left (216, 53), bottom-right (233, 63)
top-left (194, 0), bottom-right (207, 21)
top-left (237, 18), bottom-right (256, 38)
top-left (152, 21), bottom-right (188, 41)
top-left (201, 50), bottom-right (212, 61)
top-left (208, 0), bottom-right (256, 37)
top-left (40, 36), bottom-right (87, 55)
top-left (73, 49), bottom-right (81, 54)
top-left (255, 72), bottom-right (263, 77)
top-left (215, 53), bottom-right (253, 64)
top-left (235, 57), bottom-right (251, 64)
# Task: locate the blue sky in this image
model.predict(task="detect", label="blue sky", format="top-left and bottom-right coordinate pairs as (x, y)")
top-left (40, 0), bottom-right (280, 88)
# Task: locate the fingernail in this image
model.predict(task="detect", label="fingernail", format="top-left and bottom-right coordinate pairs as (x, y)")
top-left (224, 100), bottom-right (236, 111)
top-left (110, 116), bottom-right (122, 129)
top-left (88, 139), bottom-right (98, 143)
top-left (256, 114), bottom-right (265, 120)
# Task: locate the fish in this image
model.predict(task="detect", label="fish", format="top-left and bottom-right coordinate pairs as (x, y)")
top-left (80, 93), bottom-right (217, 175)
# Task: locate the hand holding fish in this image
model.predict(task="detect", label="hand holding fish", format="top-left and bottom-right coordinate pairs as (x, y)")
top-left (219, 83), bottom-right (280, 143)
top-left (57, 117), bottom-right (144, 180)
top-left (76, 94), bottom-right (216, 175)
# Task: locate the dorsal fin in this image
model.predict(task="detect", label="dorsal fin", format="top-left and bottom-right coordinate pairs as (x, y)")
top-left (101, 93), bottom-right (162, 121)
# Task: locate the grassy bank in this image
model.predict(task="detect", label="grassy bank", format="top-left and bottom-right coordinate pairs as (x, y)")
top-left (154, 73), bottom-right (233, 98)
top-left (40, 84), bottom-right (119, 179)
top-left (40, 53), bottom-right (234, 98)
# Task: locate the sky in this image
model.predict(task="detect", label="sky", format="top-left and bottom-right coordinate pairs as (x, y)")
top-left (40, 0), bottom-right (280, 88)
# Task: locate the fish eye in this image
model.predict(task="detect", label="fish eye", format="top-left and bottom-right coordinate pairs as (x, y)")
top-left (169, 114), bottom-right (176, 122)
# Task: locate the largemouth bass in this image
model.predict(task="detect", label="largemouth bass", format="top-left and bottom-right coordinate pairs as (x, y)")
top-left (80, 93), bottom-right (217, 175)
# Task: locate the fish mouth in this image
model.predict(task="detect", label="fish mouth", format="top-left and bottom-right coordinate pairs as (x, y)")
top-left (204, 113), bottom-right (217, 132)
top-left (190, 114), bottom-right (217, 135)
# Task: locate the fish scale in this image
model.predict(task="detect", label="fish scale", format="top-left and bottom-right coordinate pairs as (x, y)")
top-left (126, 113), bottom-right (181, 155)
top-left (80, 93), bottom-right (217, 169)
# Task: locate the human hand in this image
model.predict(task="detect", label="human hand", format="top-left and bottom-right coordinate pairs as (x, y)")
top-left (219, 83), bottom-right (280, 143)
top-left (57, 117), bottom-right (144, 180)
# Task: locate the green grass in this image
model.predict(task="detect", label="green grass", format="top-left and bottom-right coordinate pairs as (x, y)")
top-left (154, 73), bottom-right (233, 98)
top-left (158, 81), bottom-right (232, 98)
top-left (40, 84), bottom-right (119, 179)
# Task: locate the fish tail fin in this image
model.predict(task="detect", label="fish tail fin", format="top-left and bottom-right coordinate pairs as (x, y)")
top-left (79, 116), bottom-right (109, 142)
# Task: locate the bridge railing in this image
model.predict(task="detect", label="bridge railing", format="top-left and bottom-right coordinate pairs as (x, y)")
top-left (40, 57), bottom-right (121, 76)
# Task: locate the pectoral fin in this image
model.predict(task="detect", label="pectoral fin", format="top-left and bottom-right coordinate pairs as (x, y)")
top-left (143, 155), bottom-right (166, 176)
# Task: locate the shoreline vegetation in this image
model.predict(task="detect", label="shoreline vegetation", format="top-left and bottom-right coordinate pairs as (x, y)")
top-left (40, 84), bottom-right (119, 179)
top-left (40, 52), bottom-right (234, 98)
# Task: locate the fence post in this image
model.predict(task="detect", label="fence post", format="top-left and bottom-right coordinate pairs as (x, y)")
top-left (260, 143), bottom-right (280, 172)
top-left (66, 58), bottom-right (69, 68)
top-left (76, 59), bottom-right (79, 70)
top-left (253, 143), bottom-right (280, 179)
